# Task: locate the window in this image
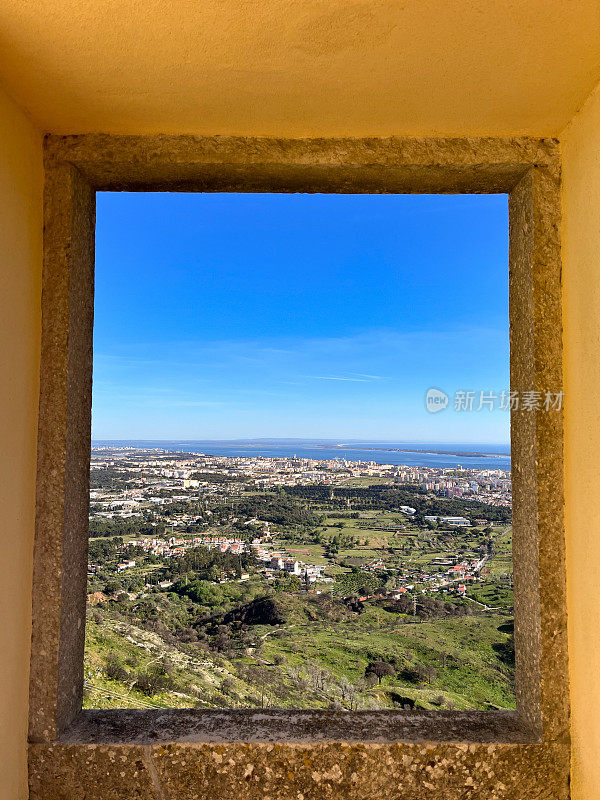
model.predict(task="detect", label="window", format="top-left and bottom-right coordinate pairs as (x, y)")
top-left (28, 136), bottom-right (569, 800)
top-left (85, 191), bottom-right (515, 714)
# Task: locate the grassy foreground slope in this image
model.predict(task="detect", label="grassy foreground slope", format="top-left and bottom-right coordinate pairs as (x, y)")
top-left (84, 590), bottom-right (514, 711)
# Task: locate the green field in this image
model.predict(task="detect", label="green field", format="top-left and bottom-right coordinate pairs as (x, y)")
top-left (85, 479), bottom-right (514, 711)
top-left (84, 591), bottom-right (514, 711)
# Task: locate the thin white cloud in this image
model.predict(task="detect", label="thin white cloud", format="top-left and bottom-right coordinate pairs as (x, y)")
top-left (303, 371), bottom-right (386, 382)
top-left (307, 375), bottom-right (374, 383)
top-left (96, 324), bottom-right (507, 364)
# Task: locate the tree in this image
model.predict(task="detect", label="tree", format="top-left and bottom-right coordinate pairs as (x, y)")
top-left (338, 676), bottom-right (360, 709)
top-left (399, 665), bottom-right (421, 684)
top-left (363, 672), bottom-right (377, 688)
top-left (247, 666), bottom-right (271, 708)
top-left (174, 578), bottom-right (223, 607)
top-left (365, 660), bottom-right (395, 684)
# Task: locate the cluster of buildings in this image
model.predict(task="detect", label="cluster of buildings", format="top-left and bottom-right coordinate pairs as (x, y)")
top-left (128, 534), bottom-right (249, 559)
top-left (88, 448), bottom-right (510, 597)
top-left (90, 449), bottom-right (512, 509)
top-left (112, 531), bottom-right (329, 585)
top-left (361, 551), bottom-right (487, 592)
top-left (394, 469), bottom-right (511, 507)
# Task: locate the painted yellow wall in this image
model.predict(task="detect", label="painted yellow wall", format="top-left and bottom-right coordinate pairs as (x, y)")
top-left (1, 33), bottom-right (600, 793)
top-left (1, 0), bottom-right (599, 137)
top-left (0, 85), bottom-right (42, 800)
top-left (562, 81), bottom-right (600, 800)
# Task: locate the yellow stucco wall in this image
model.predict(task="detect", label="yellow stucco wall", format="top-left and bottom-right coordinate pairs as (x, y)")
top-left (562, 81), bottom-right (600, 800)
top-left (1, 66), bottom-right (600, 797)
top-left (0, 85), bottom-right (42, 800)
top-left (2, 0), bottom-right (600, 137)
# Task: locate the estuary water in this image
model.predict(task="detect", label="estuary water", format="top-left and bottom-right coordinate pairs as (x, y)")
top-left (92, 439), bottom-right (511, 471)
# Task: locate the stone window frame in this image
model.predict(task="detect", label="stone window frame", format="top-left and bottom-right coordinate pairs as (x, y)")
top-left (28, 135), bottom-right (569, 800)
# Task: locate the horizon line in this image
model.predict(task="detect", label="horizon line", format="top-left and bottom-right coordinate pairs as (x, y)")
top-left (91, 436), bottom-right (511, 447)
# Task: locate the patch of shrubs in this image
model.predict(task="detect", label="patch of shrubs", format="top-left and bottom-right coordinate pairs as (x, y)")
top-left (399, 665), bottom-right (421, 684)
top-left (104, 652), bottom-right (128, 683)
top-left (389, 692), bottom-right (416, 709)
top-left (131, 657), bottom-right (181, 697)
top-left (134, 670), bottom-right (172, 696)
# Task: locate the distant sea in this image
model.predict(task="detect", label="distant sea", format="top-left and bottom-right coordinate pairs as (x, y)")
top-left (92, 439), bottom-right (511, 471)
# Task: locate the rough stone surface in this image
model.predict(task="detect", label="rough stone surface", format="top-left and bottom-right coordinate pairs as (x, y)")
top-left (29, 135), bottom-right (569, 799)
top-left (29, 741), bottom-right (570, 800)
top-left (29, 163), bottom-right (95, 743)
top-left (29, 744), bottom-right (157, 800)
top-left (59, 709), bottom-right (528, 745)
top-left (44, 134), bottom-right (560, 192)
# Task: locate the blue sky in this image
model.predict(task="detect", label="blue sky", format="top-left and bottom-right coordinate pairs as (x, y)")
top-left (92, 192), bottom-right (509, 443)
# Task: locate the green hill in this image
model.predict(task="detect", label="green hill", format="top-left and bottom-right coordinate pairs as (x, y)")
top-left (84, 589), bottom-right (514, 711)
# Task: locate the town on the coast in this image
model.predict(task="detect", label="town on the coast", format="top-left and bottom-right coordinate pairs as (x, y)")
top-left (85, 446), bottom-right (514, 712)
